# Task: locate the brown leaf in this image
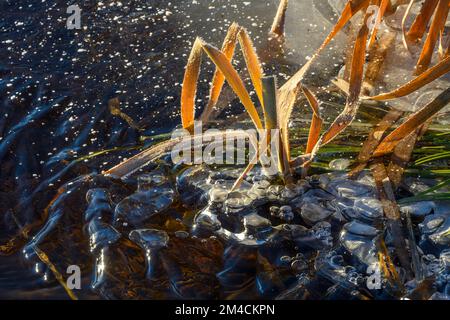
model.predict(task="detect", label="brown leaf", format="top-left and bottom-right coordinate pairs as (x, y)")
top-left (407, 0), bottom-right (439, 43)
top-left (270, 0), bottom-right (289, 37)
top-left (200, 23), bottom-right (240, 124)
top-left (181, 38), bottom-right (203, 131)
top-left (366, 55), bottom-right (450, 100)
top-left (415, 0), bottom-right (450, 74)
top-left (371, 159), bottom-right (412, 279)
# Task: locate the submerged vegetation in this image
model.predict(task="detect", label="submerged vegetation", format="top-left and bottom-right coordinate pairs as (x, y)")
top-left (1, 0), bottom-right (449, 300)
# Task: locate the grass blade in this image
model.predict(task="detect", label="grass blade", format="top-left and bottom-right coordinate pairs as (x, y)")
top-left (106, 131), bottom-right (252, 178)
top-left (415, 150), bottom-right (450, 165)
top-left (270, 0), bottom-right (289, 38)
top-left (261, 76), bottom-right (279, 130)
top-left (415, 178), bottom-right (450, 197)
top-left (364, 31), bottom-right (396, 94)
top-left (238, 28), bottom-right (265, 106)
top-left (181, 38), bottom-right (203, 131)
top-left (261, 76), bottom-right (292, 180)
top-left (368, 0), bottom-right (390, 47)
top-left (401, 0), bottom-right (416, 50)
top-left (301, 86), bottom-right (323, 178)
top-left (200, 23), bottom-right (240, 124)
top-left (302, 86), bottom-right (323, 154)
top-left (407, 0), bottom-right (439, 43)
top-left (374, 87), bottom-right (450, 156)
top-left (387, 122), bottom-right (429, 189)
top-left (349, 109), bottom-right (403, 178)
top-left (371, 159), bottom-right (412, 278)
top-left (321, 17), bottom-right (370, 145)
top-left (399, 193), bottom-right (450, 204)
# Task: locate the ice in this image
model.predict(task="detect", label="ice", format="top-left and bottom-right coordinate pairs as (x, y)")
top-left (137, 171), bottom-right (168, 191)
top-left (329, 158), bottom-right (351, 171)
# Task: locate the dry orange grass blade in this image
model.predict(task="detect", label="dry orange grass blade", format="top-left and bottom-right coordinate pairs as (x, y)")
top-left (321, 18), bottom-right (370, 146)
top-left (238, 28), bottom-right (265, 106)
top-left (407, 0), bottom-right (439, 43)
top-left (415, 0), bottom-right (450, 75)
top-left (300, 86), bottom-right (323, 177)
top-left (270, 0), bottom-right (289, 37)
top-left (315, 0), bottom-right (371, 57)
top-left (106, 138), bottom-right (184, 177)
top-left (181, 37), bottom-right (203, 131)
top-left (200, 23), bottom-right (241, 124)
top-left (231, 130), bottom-right (267, 191)
top-left (368, 0), bottom-right (390, 47)
top-left (377, 237), bottom-right (405, 293)
top-left (106, 131), bottom-right (253, 178)
top-left (387, 121), bottom-right (429, 189)
top-left (231, 159), bottom-right (257, 191)
top-left (201, 41), bottom-right (263, 130)
top-left (34, 246), bottom-right (78, 300)
top-left (374, 87), bottom-right (450, 157)
top-left (302, 86), bottom-right (323, 154)
top-left (349, 109), bottom-right (403, 178)
top-left (401, 0), bottom-right (416, 50)
top-left (371, 159), bottom-right (412, 279)
top-left (367, 55), bottom-right (450, 100)
top-left (364, 31), bottom-right (396, 95)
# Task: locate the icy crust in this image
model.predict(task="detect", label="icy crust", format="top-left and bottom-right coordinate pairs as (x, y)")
top-left (23, 161), bottom-right (450, 299)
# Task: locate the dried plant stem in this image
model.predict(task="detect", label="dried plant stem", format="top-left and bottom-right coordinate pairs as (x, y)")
top-left (405, 212), bottom-right (424, 282)
top-left (371, 159), bottom-right (412, 279)
top-left (320, 14), bottom-right (370, 146)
